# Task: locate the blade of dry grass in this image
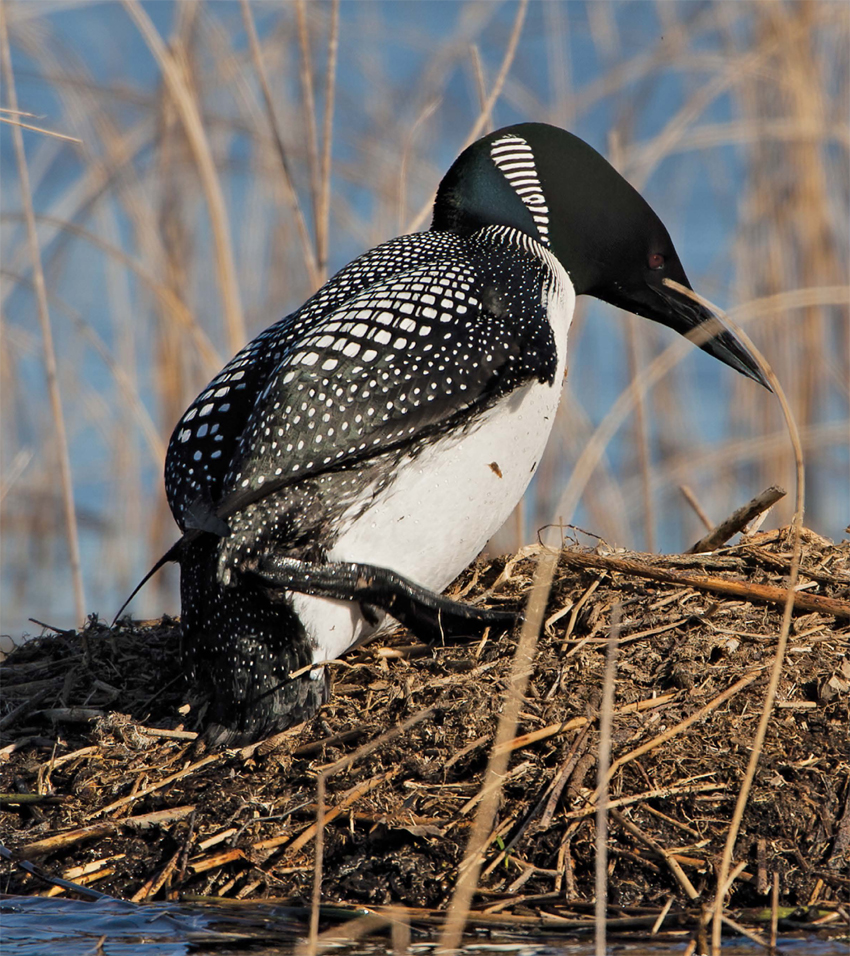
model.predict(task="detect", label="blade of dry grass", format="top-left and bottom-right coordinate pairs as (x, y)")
top-left (550, 284), bottom-right (847, 530)
top-left (397, 95), bottom-right (441, 233)
top-left (595, 604), bottom-right (620, 956)
top-left (0, 114), bottom-right (80, 142)
top-left (0, 268), bottom-right (165, 465)
top-left (305, 707), bottom-right (435, 956)
top-left (240, 0), bottom-right (320, 290)
top-left (658, 288), bottom-right (807, 955)
top-left (316, 0), bottom-right (339, 281)
top-left (0, 0), bottom-right (85, 625)
top-left (295, 0), bottom-right (321, 268)
top-left (4, 211), bottom-right (223, 373)
top-left (122, 0), bottom-right (245, 353)
top-left (406, 0), bottom-right (529, 235)
top-left (438, 546), bottom-right (558, 953)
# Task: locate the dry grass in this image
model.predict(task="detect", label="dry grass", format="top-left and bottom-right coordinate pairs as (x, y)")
top-left (1, 532), bottom-right (849, 952)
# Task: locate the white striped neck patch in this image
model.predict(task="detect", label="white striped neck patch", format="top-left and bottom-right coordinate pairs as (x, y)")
top-left (490, 133), bottom-right (550, 247)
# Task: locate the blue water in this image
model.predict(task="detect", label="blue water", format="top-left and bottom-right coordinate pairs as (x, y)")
top-left (1, 896), bottom-right (846, 956)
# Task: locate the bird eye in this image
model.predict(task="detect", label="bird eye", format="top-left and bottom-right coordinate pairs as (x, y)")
top-left (648, 253), bottom-right (665, 270)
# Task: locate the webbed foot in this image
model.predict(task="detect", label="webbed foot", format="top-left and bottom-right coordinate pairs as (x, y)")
top-left (251, 554), bottom-right (517, 644)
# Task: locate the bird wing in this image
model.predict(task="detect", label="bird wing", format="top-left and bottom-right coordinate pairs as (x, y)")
top-left (166, 229), bottom-right (560, 533)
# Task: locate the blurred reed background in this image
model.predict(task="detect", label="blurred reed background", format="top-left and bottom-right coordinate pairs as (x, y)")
top-left (1, 0), bottom-right (847, 639)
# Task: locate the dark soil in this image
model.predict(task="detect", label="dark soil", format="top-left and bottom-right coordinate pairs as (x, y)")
top-left (1, 528), bottom-right (849, 939)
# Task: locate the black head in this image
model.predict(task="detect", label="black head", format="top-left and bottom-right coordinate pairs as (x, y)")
top-left (432, 123), bottom-right (768, 388)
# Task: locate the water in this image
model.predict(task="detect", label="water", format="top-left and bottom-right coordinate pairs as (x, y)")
top-left (1, 896), bottom-right (846, 956)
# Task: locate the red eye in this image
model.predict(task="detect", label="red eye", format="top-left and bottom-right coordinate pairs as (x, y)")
top-left (648, 253), bottom-right (665, 270)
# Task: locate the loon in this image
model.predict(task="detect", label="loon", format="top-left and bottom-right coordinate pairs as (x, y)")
top-left (163, 123), bottom-right (767, 746)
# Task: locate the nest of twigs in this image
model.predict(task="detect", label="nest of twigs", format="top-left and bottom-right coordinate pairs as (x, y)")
top-left (2, 528), bottom-right (849, 947)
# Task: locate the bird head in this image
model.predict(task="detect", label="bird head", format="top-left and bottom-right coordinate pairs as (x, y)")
top-left (432, 122), bottom-right (768, 388)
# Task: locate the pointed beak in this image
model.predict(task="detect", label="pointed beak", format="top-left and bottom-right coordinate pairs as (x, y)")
top-left (649, 281), bottom-right (771, 390)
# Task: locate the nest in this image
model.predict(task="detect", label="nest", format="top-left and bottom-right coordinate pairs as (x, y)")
top-left (2, 528), bottom-right (849, 947)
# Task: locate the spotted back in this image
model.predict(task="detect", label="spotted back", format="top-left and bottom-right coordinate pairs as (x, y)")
top-left (166, 231), bottom-right (464, 531)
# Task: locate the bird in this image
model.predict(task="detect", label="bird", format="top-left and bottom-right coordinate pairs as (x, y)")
top-left (162, 122), bottom-right (767, 747)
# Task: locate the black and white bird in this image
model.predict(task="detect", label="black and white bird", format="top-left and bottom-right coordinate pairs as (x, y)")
top-left (163, 123), bottom-right (766, 746)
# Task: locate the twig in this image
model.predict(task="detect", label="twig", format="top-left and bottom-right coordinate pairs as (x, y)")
top-left (0, 2), bottom-right (86, 626)
top-left (293, 724), bottom-right (373, 759)
top-left (480, 731), bottom-right (588, 878)
top-left (305, 708), bottom-right (434, 956)
top-left (0, 792), bottom-right (68, 807)
top-left (562, 574), bottom-right (606, 652)
top-left (558, 549), bottom-right (850, 619)
top-left (641, 804), bottom-right (702, 839)
top-left (0, 687), bottom-right (52, 731)
top-left (605, 671), bottom-right (761, 784)
top-left (652, 897), bottom-right (675, 934)
top-left (538, 727), bottom-right (593, 830)
top-left (288, 769), bottom-right (397, 859)
top-left (495, 692), bottom-right (677, 755)
top-left (721, 913), bottom-right (770, 949)
top-left (687, 485), bottom-right (786, 553)
top-left (0, 843), bottom-right (115, 900)
top-left (770, 871), bottom-right (779, 953)
top-left (21, 805), bottom-right (196, 858)
top-left (189, 847), bottom-right (246, 874)
top-left (238, 722), bottom-right (306, 761)
top-left (131, 848), bottom-right (180, 902)
top-left (563, 781), bottom-right (727, 823)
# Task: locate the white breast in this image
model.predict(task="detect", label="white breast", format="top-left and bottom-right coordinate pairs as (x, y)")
top-left (295, 251), bottom-right (576, 664)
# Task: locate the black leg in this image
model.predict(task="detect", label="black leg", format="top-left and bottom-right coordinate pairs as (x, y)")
top-left (250, 553), bottom-right (518, 644)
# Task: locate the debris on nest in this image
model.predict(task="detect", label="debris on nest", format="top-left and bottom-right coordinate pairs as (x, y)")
top-left (1, 528), bottom-right (849, 943)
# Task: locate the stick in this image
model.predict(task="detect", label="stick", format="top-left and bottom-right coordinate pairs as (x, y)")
top-left (21, 806), bottom-right (196, 858)
top-left (610, 809), bottom-right (699, 900)
top-left (85, 755), bottom-right (222, 820)
top-left (495, 692), bottom-right (676, 756)
top-left (687, 486), bottom-right (786, 554)
top-left (0, 844), bottom-right (115, 901)
top-left (558, 549), bottom-right (850, 619)
top-left (0, 687), bottom-right (52, 731)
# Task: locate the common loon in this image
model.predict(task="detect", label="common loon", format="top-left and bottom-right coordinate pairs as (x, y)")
top-left (163, 123), bottom-right (767, 746)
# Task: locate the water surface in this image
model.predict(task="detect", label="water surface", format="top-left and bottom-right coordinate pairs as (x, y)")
top-left (1, 896), bottom-right (846, 956)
